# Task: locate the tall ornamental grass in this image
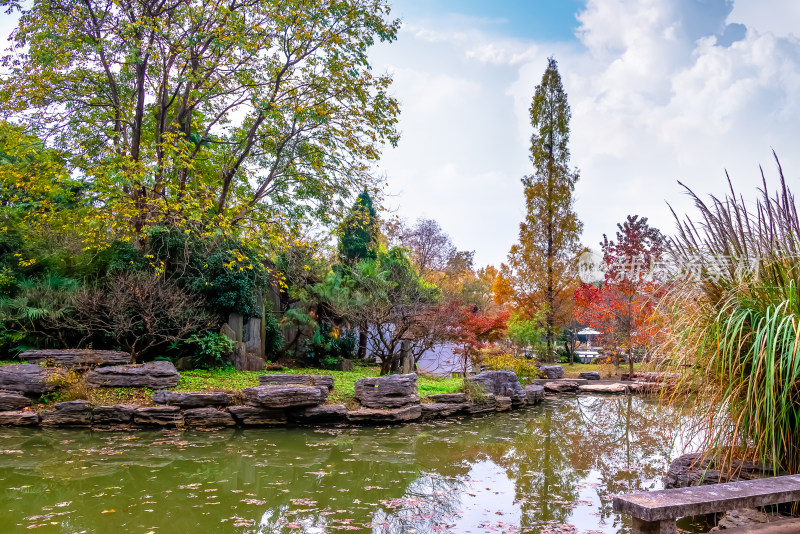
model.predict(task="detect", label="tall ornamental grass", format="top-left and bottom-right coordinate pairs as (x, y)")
top-left (667, 156), bottom-right (800, 475)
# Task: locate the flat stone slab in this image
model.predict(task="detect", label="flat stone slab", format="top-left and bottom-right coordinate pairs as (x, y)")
top-left (346, 404), bottom-right (422, 424)
top-left (354, 373), bottom-right (419, 408)
top-left (0, 411), bottom-right (39, 426)
top-left (151, 391), bottom-right (231, 408)
top-left (579, 383), bottom-right (628, 394)
top-left (421, 402), bottom-right (469, 419)
top-left (41, 400), bottom-right (92, 426)
top-left (579, 371), bottom-right (601, 380)
top-left (0, 364), bottom-right (62, 396)
top-left (183, 407), bottom-right (236, 427)
top-left (227, 406), bottom-right (287, 425)
top-left (134, 406), bottom-right (183, 426)
top-left (426, 393), bottom-right (466, 403)
top-left (92, 404), bottom-right (136, 425)
top-left (533, 378), bottom-right (588, 386)
top-left (242, 385), bottom-right (325, 408)
top-left (613, 474), bottom-right (800, 523)
top-left (628, 382), bottom-right (661, 394)
top-left (0, 391), bottom-right (30, 411)
top-left (544, 381), bottom-right (581, 393)
top-left (259, 374), bottom-right (334, 392)
top-left (289, 404), bottom-right (347, 424)
top-left (87, 361), bottom-right (180, 389)
top-left (465, 371), bottom-right (526, 405)
top-left (20, 349), bottom-right (131, 368)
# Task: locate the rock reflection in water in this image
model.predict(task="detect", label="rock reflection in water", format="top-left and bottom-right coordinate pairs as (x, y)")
top-left (0, 396), bottom-right (690, 533)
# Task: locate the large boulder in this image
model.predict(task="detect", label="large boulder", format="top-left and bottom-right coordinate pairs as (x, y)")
top-left (232, 342), bottom-right (265, 371)
top-left (464, 371), bottom-right (526, 405)
top-left (579, 383), bottom-right (628, 394)
top-left (578, 371), bottom-right (601, 381)
top-left (92, 404), bottom-right (136, 425)
top-left (151, 390), bottom-right (231, 408)
top-left (0, 391), bottom-right (31, 411)
top-left (87, 361), bottom-right (180, 389)
top-left (354, 373), bottom-right (419, 408)
top-left (227, 406), bottom-right (287, 426)
top-left (259, 374), bottom-right (334, 392)
top-left (133, 406), bottom-right (183, 426)
top-left (0, 411), bottom-right (39, 426)
top-left (289, 404), bottom-right (348, 424)
top-left (420, 403), bottom-right (469, 419)
top-left (0, 364), bottom-right (62, 396)
top-left (538, 365), bottom-right (565, 379)
top-left (183, 407), bottom-right (236, 427)
top-left (346, 405), bottom-right (422, 424)
top-left (524, 384), bottom-right (545, 404)
top-left (465, 395), bottom-right (501, 414)
top-left (242, 385), bottom-right (325, 408)
top-left (41, 400), bottom-right (92, 426)
top-left (20, 349), bottom-right (131, 368)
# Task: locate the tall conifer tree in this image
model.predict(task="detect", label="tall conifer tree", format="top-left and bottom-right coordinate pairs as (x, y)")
top-left (499, 57), bottom-right (583, 357)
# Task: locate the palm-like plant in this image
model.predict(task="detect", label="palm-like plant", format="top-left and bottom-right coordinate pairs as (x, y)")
top-left (667, 155), bottom-right (800, 475)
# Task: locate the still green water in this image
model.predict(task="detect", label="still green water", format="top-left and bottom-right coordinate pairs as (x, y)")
top-left (0, 396), bottom-right (696, 534)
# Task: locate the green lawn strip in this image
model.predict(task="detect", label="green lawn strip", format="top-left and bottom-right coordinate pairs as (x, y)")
top-left (175, 366), bottom-right (463, 406)
top-left (559, 362), bottom-right (651, 379)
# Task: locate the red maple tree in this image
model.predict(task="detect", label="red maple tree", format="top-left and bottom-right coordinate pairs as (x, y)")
top-left (450, 306), bottom-right (509, 374)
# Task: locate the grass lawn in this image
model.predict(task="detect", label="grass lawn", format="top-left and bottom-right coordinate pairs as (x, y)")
top-left (177, 366), bottom-right (463, 406)
top-left (559, 361), bottom-right (652, 379)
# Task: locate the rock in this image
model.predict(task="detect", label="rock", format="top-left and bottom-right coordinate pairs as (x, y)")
top-left (544, 381), bottom-right (580, 393)
top-left (464, 371), bottom-right (526, 406)
top-left (151, 390), bottom-right (231, 408)
top-left (220, 322), bottom-right (237, 342)
top-left (466, 395), bottom-right (500, 414)
top-left (578, 371), bottom-right (601, 381)
top-left (627, 382), bottom-right (661, 394)
top-left (289, 404), bottom-right (348, 424)
top-left (525, 384), bottom-right (545, 404)
top-left (133, 406), bottom-right (184, 426)
top-left (19, 349), bottom-right (131, 368)
top-left (259, 374), bottom-right (335, 392)
top-left (174, 356), bottom-right (194, 371)
top-left (92, 404), bottom-right (136, 425)
top-left (426, 393), bottom-right (467, 403)
top-left (0, 410), bottom-right (39, 426)
top-left (538, 365), bottom-right (565, 379)
top-left (420, 403), bottom-right (469, 419)
top-left (495, 396), bottom-right (512, 411)
top-left (183, 407), bottom-right (236, 427)
top-left (232, 342), bottom-right (265, 371)
top-left (664, 453), bottom-right (774, 489)
top-left (0, 364), bottom-right (62, 396)
top-left (622, 371), bottom-right (680, 382)
top-left (709, 508), bottom-right (789, 530)
top-left (242, 385), bottom-right (325, 408)
top-left (87, 361), bottom-right (180, 389)
top-left (354, 373), bottom-right (419, 408)
top-left (346, 404), bottom-right (422, 424)
top-left (579, 383), bottom-right (628, 394)
top-left (0, 391), bottom-right (30, 411)
top-left (41, 400), bottom-right (92, 426)
top-left (227, 406), bottom-right (287, 426)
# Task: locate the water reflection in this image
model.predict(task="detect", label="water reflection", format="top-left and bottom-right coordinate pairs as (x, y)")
top-left (0, 396), bottom-right (691, 533)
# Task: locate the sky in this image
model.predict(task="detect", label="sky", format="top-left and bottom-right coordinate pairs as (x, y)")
top-left (2, 1), bottom-right (800, 268)
top-left (369, 0), bottom-right (800, 268)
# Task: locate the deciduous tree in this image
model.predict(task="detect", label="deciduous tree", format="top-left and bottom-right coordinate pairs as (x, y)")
top-left (500, 57), bottom-right (583, 358)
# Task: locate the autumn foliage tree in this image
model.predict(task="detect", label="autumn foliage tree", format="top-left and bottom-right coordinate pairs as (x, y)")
top-left (499, 57), bottom-right (583, 358)
top-left (574, 215), bottom-right (666, 375)
top-left (451, 306), bottom-right (509, 374)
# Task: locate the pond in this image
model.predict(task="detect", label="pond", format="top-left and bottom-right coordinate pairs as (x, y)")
top-left (0, 396), bottom-right (699, 534)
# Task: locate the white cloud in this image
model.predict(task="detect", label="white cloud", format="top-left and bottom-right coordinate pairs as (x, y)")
top-left (373, 0), bottom-right (800, 266)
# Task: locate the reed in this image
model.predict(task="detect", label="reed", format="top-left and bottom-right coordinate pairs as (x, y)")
top-left (666, 154), bottom-right (800, 475)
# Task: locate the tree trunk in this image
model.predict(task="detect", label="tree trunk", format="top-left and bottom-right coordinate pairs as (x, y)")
top-left (358, 330), bottom-right (367, 359)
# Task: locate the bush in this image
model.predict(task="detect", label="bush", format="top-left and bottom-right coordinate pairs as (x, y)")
top-left (306, 322), bottom-right (356, 369)
top-left (482, 349), bottom-right (542, 380)
top-left (187, 332), bottom-right (235, 369)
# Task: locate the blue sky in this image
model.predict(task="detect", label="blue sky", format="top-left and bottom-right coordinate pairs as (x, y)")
top-left (370, 0), bottom-right (800, 267)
